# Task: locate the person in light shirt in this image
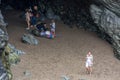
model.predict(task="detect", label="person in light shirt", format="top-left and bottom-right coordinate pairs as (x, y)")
top-left (50, 19), bottom-right (56, 36)
top-left (85, 51), bottom-right (93, 75)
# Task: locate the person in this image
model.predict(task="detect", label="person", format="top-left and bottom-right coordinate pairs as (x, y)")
top-left (36, 22), bottom-right (48, 32)
top-left (30, 12), bottom-right (37, 28)
top-left (32, 5), bottom-right (40, 22)
top-left (25, 9), bottom-right (31, 30)
top-left (85, 52), bottom-right (93, 75)
top-left (50, 19), bottom-right (56, 36)
top-left (29, 5), bottom-right (41, 28)
top-left (32, 5), bottom-right (39, 17)
top-left (45, 30), bottom-right (54, 39)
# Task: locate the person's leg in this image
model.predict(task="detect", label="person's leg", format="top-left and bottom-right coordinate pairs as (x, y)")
top-left (86, 63), bottom-right (89, 74)
top-left (89, 66), bottom-right (92, 75)
top-left (86, 67), bottom-right (89, 74)
top-left (26, 20), bottom-right (30, 29)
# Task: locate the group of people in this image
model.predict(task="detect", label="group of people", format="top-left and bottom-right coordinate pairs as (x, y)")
top-left (25, 5), bottom-right (39, 30)
top-left (36, 19), bottom-right (56, 39)
top-left (25, 5), bottom-right (93, 75)
top-left (25, 5), bottom-right (56, 39)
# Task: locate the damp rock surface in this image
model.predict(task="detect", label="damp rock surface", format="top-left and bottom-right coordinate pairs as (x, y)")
top-left (90, 0), bottom-right (120, 59)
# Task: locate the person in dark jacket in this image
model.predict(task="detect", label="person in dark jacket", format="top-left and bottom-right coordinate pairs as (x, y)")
top-left (36, 22), bottom-right (48, 31)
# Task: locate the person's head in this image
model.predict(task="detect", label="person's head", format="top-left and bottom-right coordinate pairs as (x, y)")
top-left (34, 5), bottom-right (38, 10)
top-left (25, 9), bottom-right (30, 12)
top-left (88, 52), bottom-right (91, 56)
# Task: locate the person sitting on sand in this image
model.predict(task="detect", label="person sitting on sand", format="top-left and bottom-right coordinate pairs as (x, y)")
top-left (36, 22), bottom-right (48, 32)
top-left (36, 23), bottom-right (48, 37)
top-left (85, 51), bottom-right (93, 75)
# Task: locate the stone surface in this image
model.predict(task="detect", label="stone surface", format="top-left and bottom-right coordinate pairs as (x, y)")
top-left (90, 0), bottom-right (120, 59)
top-left (21, 34), bottom-right (39, 45)
top-left (0, 9), bottom-right (9, 80)
top-left (61, 75), bottom-right (70, 80)
top-left (23, 70), bottom-right (31, 76)
top-left (0, 10), bottom-right (8, 27)
top-left (0, 60), bottom-right (9, 80)
top-left (5, 43), bottom-right (24, 65)
top-left (7, 43), bottom-right (25, 55)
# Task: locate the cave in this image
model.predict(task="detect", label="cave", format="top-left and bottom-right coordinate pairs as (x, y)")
top-left (0, 0), bottom-right (120, 80)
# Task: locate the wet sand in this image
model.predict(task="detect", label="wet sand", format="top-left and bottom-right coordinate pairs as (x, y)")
top-left (4, 10), bottom-right (120, 80)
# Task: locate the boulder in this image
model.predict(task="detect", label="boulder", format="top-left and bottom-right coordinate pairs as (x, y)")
top-left (0, 8), bottom-right (10, 79)
top-left (21, 34), bottom-right (39, 45)
top-left (0, 60), bottom-right (9, 80)
top-left (90, 1), bottom-right (120, 59)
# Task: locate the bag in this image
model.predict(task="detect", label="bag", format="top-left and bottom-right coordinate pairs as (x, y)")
top-left (31, 29), bottom-right (40, 36)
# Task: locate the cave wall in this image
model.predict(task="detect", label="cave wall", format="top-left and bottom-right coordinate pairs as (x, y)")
top-left (90, 0), bottom-right (120, 59)
top-left (0, 8), bottom-right (9, 80)
top-left (0, 0), bottom-right (10, 79)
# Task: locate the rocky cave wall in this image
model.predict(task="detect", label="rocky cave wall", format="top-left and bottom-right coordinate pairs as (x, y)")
top-left (0, 0), bottom-right (9, 79)
top-left (90, 0), bottom-right (120, 59)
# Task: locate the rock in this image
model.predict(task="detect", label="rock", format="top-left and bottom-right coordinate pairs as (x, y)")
top-left (0, 2), bottom-right (11, 79)
top-left (7, 43), bottom-right (25, 55)
top-left (0, 60), bottom-right (9, 80)
top-left (90, 2), bottom-right (120, 59)
top-left (0, 10), bottom-right (8, 27)
top-left (23, 71), bottom-right (31, 76)
top-left (21, 34), bottom-right (39, 45)
top-left (8, 52), bottom-right (20, 65)
top-left (5, 5), bottom-right (14, 10)
top-left (46, 8), bottom-right (55, 19)
top-left (79, 79), bottom-right (87, 80)
top-left (40, 15), bottom-right (46, 21)
top-left (61, 75), bottom-right (70, 80)
top-left (19, 12), bottom-right (26, 20)
top-left (5, 43), bottom-right (23, 65)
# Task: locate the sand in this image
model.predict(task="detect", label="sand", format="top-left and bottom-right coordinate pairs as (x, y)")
top-left (4, 10), bottom-right (120, 80)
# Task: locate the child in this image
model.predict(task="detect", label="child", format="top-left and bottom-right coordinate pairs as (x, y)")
top-left (86, 52), bottom-right (93, 75)
top-left (50, 19), bottom-right (56, 36)
top-left (25, 9), bottom-right (31, 30)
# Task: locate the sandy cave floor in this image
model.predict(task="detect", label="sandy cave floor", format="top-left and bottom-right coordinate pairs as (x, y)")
top-left (3, 10), bottom-right (120, 80)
